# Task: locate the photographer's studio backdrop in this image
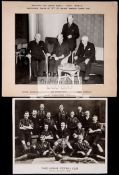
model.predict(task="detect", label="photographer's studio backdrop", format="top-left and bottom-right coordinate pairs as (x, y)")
top-left (15, 14), bottom-right (104, 48)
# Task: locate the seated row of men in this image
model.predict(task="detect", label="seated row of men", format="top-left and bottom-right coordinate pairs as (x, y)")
top-left (26, 15), bottom-right (95, 81)
top-left (16, 104), bottom-right (105, 161)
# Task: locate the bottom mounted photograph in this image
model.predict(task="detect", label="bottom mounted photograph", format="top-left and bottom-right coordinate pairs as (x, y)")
top-left (13, 98), bottom-right (107, 174)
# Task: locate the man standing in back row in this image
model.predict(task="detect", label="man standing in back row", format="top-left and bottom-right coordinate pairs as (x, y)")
top-left (62, 15), bottom-right (80, 54)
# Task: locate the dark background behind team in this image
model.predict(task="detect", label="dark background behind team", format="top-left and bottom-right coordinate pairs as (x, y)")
top-left (0, 97), bottom-right (118, 175)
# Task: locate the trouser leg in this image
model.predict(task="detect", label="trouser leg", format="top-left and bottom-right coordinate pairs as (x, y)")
top-left (21, 140), bottom-right (28, 151)
top-left (26, 131), bottom-right (32, 144)
top-left (86, 134), bottom-right (94, 145)
top-left (38, 60), bottom-right (45, 76)
top-left (77, 60), bottom-right (92, 78)
top-left (31, 60), bottom-right (38, 77)
top-left (19, 131), bottom-right (28, 151)
top-left (49, 59), bottom-right (56, 75)
top-left (68, 41), bottom-right (76, 63)
top-left (55, 60), bottom-right (61, 75)
top-left (93, 133), bottom-right (101, 145)
top-left (85, 61), bottom-right (92, 77)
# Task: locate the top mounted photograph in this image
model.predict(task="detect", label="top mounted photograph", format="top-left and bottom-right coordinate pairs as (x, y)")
top-left (2, 1), bottom-right (117, 97)
top-left (15, 14), bottom-right (104, 85)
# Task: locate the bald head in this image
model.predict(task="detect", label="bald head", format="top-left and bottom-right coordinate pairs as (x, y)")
top-left (35, 33), bottom-right (41, 43)
top-left (82, 35), bottom-right (89, 46)
top-left (67, 15), bottom-right (74, 25)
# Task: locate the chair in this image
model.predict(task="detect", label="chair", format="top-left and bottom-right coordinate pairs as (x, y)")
top-left (58, 63), bottom-right (80, 84)
top-left (57, 51), bottom-right (80, 84)
top-left (27, 37), bottom-right (57, 81)
top-left (15, 43), bottom-right (28, 64)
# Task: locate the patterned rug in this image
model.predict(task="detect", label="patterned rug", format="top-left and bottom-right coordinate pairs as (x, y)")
top-left (37, 76), bottom-right (82, 85)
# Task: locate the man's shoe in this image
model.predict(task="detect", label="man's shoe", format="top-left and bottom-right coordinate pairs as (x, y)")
top-left (84, 76), bottom-right (90, 81)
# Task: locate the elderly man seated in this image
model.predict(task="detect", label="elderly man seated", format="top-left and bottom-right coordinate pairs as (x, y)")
top-left (49, 34), bottom-right (71, 76)
top-left (74, 35), bottom-right (95, 81)
top-left (26, 33), bottom-right (50, 79)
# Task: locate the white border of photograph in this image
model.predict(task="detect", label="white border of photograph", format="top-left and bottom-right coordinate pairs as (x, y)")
top-left (12, 98), bottom-right (108, 174)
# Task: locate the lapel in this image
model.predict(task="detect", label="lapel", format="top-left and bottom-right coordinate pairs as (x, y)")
top-left (83, 42), bottom-right (90, 56)
top-left (83, 42), bottom-right (89, 51)
top-left (67, 23), bottom-right (74, 32)
top-left (68, 23), bottom-right (72, 28)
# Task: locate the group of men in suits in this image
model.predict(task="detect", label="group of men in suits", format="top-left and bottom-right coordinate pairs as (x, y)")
top-left (16, 103), bottom-right (105, 161)
top-left (26, 15), bottom-right (95, 81)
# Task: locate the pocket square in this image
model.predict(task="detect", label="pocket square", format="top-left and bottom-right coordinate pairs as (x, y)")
top-left (88, 48), bottom-right (91, 50)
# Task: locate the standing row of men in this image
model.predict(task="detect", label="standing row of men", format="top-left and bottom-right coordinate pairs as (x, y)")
top-left (17, 103), bottom-right (105, 161)
top-left (26, 15), bottom-right (95, 81)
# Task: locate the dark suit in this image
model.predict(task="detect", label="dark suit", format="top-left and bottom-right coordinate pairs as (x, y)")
top-left (76, 41), bottom-right (95, 77)
top-left (30, 114), bottom-right (39, 135)
top-left (62, 22), bottom-right (80, 51)
top-left (67, 116), bottom-right (79, 139)
top-left (49, 41), bottom-right (70, 75)
top-left (27, 40), bottom-right (48, 77)
top-left (37, 109), bottom-right (46, 131)
top-left (56, 110), bottom-right (68, 128)
top-left (76, 111), bottom-right (84, 124)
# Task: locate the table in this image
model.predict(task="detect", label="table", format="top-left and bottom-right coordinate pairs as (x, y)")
top-left (58, 63), bottom-right (80, 84)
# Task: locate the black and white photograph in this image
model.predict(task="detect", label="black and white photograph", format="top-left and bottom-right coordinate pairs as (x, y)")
top-left (13, 98), bottom-right (107, 174)
top-left (15, 14), bottom-right (104, 85)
